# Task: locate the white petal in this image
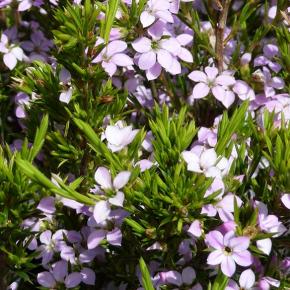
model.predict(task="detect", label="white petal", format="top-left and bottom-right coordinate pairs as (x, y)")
top-left (94, 167), bottom-right (112, 189)
top-left (113, 171), bottom-right (131, 190)
top-left (93, 201), bottom-right (111, 223)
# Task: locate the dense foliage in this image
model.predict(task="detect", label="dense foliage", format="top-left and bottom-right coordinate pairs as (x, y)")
top-left (0, 0), bottom-right (290, 289)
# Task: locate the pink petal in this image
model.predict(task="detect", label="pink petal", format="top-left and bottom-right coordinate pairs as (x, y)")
top-left (106, 228), bottom-right (122, 246)
top-left (178, 47), bottom-right (193, 62)
top-left (167, 57), bottom-right (181, 75)
top-left (232, 250), bottom-right (252, 267)
top-left (106, 40), bottom-right (127, 56)
top-left (205, 66), bottom-right (218, 81)
top-left (239, 269), bottom-right (255, 289)
top-left (176, 34), bottom-right (193, 46)
top-left (93, 201), bottom-right (111, 223)
top-left (281, 193), bottom-right (290, 209)
top-left (81, 268), bottom-right (96, 285)
top-left (87, 230), bottom-right (106, 249)
top-left (111, 53), bottom-right (133, 66)
top-left (206, 230), bottom-right (223, 249)
top-left (94, 167), bottom-right (112, 189)
top-left (37, 272), bottom-right (56, 288)
top-left (157, 49), bottom-right (173, 70)
top-left (52, 260), bottom-right (68, 282)
top-left (215, 75), bottom-right (236, 86)
top-left (11, 47), bottom-right (23, 60)
top-left (40, 230), bottom-right (52, 245)
top-left (221, 256), bottom-right (236, 277)
top-left (207, 249), bottom-right (224, 265)
top-left (200, 148), bottom-right (217, 169)
top-left (37, 197), bottom-right (56, 214)
top-left (191, 82), bottom-right (210, 99)
top-left (132, 37), bottom-right (152, 53)
top-left (256, 238), bottom-right (272, 255)
top-left (65, 272), bottom-right (82, 288)
top-left (229, 237), bottom-right (250, 251)
top-left (3, 52), bottom-right (17, 70)
top-left (59, 87), bottom-right (73, 104)
top-left (18, 0), bottom-right (32, 11)
top-left (140, 11), bottom-right (155, 27)
top-left (212, 85), bottom-right (226, 102)
top-left (113, 171), bottom-right (131, 190)
top-left (146, 62), bottom-right (162, 80)
top-left (102, 61), bottom-right (117, 76)
top-left (187, 220), bottom-right (202, 238)
top-left (188, 70), bottom-right (207, 82)
top-left (109, 191), bottom-right (125, 207)
top-left (138, 51), bottom-right (156, 70)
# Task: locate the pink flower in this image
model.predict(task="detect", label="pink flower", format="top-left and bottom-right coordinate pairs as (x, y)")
top-left (132, 33), bottom-right (182, 80)
top-left (140, 0), bottom-right (174, 28)
top-left (226, 269), bottom-right (255, 290)
top-left (93, 167), bottom-right (130, 223)
top-left (0, 33), bottom-right (23, 70)
top-left (92, 40), bottom-right (133, 76)
top-left (281, 193), bottom-right (290, 209)
top-left (188, 66), bottom-right (236, 108)
top-left (206, 231), bottom-right (252, 277)
top-left (104, 121), bottom-right (139, 152)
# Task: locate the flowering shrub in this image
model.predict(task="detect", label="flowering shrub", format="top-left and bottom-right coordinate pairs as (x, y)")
top-left (0, 0), bottom-right (290, 289)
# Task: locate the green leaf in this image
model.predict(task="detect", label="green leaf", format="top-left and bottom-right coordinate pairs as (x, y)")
top-left (139, 257), bottom-right (155, 290)
top-left (28, 114), bottom-right (49, 161)
top-left (16, 158), bottom-right (94, 205)
top-left (103, 0), bottom-right (120, 43)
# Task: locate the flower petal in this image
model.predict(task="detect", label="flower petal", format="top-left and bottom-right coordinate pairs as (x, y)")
top-left (232, 250), bottom-right (252, 267)
top-left (239, 269), bottom-right (255, 289)
top-left (113, 171), bottom-right (131, 190)
top-left (138, 51), bottom-right (156, 70)
top-left (188, 70), bottom-right (207, 82)
top-left (111, 53), bottom-right (133, 66)
top-left (207, 249), bottom-right (224, 265)
top-left (65, 272), bottom-right (82, 288)
top-left (81, 268), bottom-right (96, 285)
top-left (206, 230), bottom-right (223, 249)
top-left (191, 82), bottom-right (210, 99)
top-left (132, 37), bottom-right (152, 53)
top-left (221, 256), bottom-right (236, 277)
top-left (93, 201), bottom-right (111, 223)
top-left (94, 167), bottom-right (112, 189)
top-left (37, 272), bottom-right (56, 288)
top-left (87, 230), bottom-right (106, 249)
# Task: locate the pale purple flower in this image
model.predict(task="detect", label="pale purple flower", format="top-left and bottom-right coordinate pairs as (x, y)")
top-left (201, 194), bottom-right (243, 222)
top-left (21, 31), bottom-right (53, 61)
top-left (206, 231), bottom-right (252, 277)
top-left (92, 40), bottom-right (133, 76)
top-left (157, 267), bottom-right (196, 287)
top-left (252, 68), bottom-right (285, 98)
top-left (132, 32), bottom-right (182, 80)
top-left (256, 238), bottom-right (272, 255)
top-left (104, 121), bottom-right (139, 152)
top-left (37, 230), bottom-right (66, 265)
top-left (281, 193), bottom-right (290, 209)
top-left (37, 197), bottom-right (56, 214)
top-left (256, 201), bottom-right (287, 237)
top-left (182, 147), bottom-right (229, 178)
top-left (140, 0), bottom-right (174, 28)
top-left (17, 0), bottom-right (43, 11)
top-left (233, 80), bottom-right (255, 101)
top-left (187, 220), bottom-right (202, 238)
top-left (188, 66), bottom-right (236, 108)
top-left (0, 33), bottom-right (23, 70)
top-left (254, 44), bottom-right (281, 73)
top-left (0, 0), bottom-right (12, 8)
top-left (37, 260), bottom-right (93, 288)
top-left (226, 269), bottom-right (255, 290)
top-left (258, 276), bottom-right (280, 290)
top-left (93, 167), bottom-right (130, 223)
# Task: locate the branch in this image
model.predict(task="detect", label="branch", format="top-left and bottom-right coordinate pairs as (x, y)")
top-left (215, 0), bottom-right (232, 73)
